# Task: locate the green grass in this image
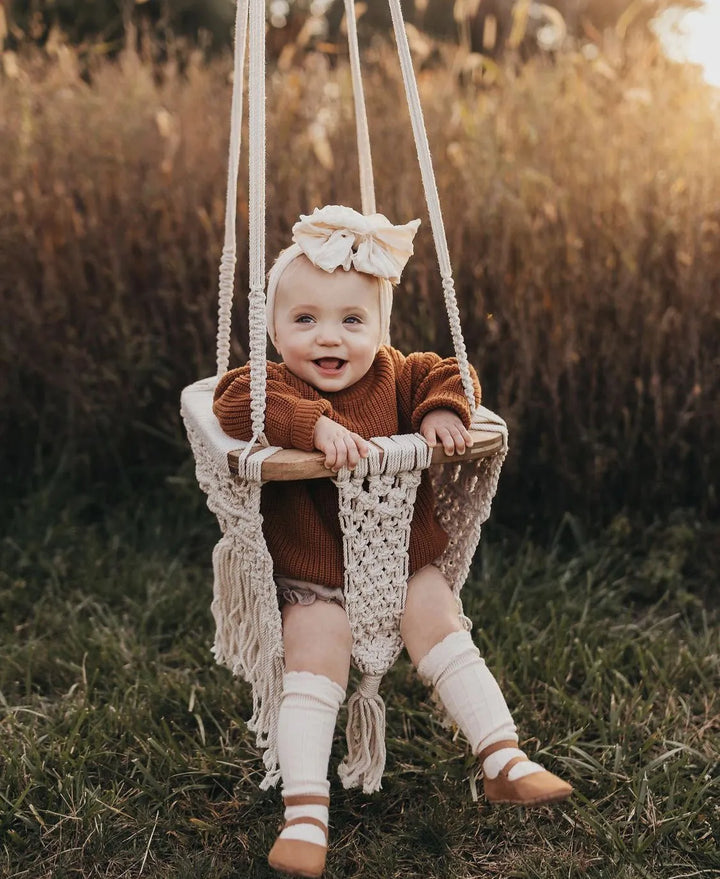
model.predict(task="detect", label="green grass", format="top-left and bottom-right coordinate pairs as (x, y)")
top-left (1, 477), bottom-right (718, 878)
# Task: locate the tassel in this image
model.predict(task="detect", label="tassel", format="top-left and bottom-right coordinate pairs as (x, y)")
top-left (337, 673), bottom-right (386, 794)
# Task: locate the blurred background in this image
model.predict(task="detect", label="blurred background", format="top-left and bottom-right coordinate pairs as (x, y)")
top-left (1, 0), bottom-right (718, 530)
top-left (2, 5), bottom-right (719, 877)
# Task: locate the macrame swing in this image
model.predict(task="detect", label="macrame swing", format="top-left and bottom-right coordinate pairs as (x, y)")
top-left (180, 0), bottom-right (508, 794)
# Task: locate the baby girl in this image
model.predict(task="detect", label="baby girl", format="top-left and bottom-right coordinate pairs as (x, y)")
top-left (213, 206), bottom-right (572, 878)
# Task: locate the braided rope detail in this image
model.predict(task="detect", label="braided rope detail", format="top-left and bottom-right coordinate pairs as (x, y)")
top-left (387, 0), bottom-right (477, 419)
top-left (216, 247), bottom-right (237, 377)
top-left (186, 0), bottom-right (511, 795)
top-left (440, 276), bottom-right (479, 418)
top-left (216, 0), bottom-right (249, 376)
top-left (247, 0), bottom-right (268, 443)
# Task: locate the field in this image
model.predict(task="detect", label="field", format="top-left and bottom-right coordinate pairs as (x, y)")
top-left (0, 30), bottom-right (718, 879)
top-left (1, 484), bottom-right (718, 877)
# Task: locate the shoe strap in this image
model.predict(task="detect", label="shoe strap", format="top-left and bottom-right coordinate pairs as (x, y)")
top-left (283, 816), bottom-right (329, 841)
top-left (476, 739), bottom-right (522, 763)
top-left (283, 794), bottom-right (330, 807)
top-left (498, 754), bottom-right (529, 778)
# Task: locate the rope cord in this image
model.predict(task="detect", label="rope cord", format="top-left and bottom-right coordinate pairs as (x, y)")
top-left (216, 0), bottom-right (249, 376)
top-left (386, 0), bottom-right (478, 418)
top-left (246, 0), bottom-right (269, 446)
top-left (218, 0), bottom-right (476, 424)
top-left (344, 0), bottom-right (376, 215)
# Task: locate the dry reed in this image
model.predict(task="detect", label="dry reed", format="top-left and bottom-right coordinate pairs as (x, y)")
top-left (1, 36), bottom-right (718, 525)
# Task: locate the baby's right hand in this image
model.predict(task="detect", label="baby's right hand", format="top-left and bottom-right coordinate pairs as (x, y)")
top-left (313, 415), bottom-right (370, 472)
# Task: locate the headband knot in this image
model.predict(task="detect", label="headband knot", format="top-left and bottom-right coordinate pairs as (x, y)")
top-left (292, 205), bottom-right (421, 283)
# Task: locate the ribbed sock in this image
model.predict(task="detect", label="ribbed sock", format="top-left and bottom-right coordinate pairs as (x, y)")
top-left (416, 630), bottom-right (543, 781)
top-left (277, 671), bottom-right (345, 846)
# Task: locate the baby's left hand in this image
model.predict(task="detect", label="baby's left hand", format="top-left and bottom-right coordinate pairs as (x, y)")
top-left (419, 409), bottom-right (474, 456)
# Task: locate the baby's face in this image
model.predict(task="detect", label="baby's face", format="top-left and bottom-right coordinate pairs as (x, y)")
top-left (273, 255), bottom-right (381, 393)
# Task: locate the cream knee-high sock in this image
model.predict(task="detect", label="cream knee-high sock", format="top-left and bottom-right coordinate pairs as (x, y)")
top-left (277, 671), bottom-right (345, 847)
top-left (416, 630), bottom-right (543, 781)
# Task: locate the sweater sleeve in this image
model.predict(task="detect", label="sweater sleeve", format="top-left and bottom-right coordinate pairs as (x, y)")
top-left (212, 363), bottom-right (333, 451)
top-left (388, 347), bottom-right (482, 432)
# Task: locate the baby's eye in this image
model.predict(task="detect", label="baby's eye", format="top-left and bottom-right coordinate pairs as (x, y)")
top-left (295, 314), bottom-right (314, 324)
top-left (343, 315), bottom-right (362, 324)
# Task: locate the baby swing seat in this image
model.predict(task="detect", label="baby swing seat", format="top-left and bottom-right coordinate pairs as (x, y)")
top-left (180, 0), bottom-right (508, 794)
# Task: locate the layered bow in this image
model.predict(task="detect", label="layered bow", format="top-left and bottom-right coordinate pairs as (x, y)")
top-left (292, 205), bottom-right (421, 283)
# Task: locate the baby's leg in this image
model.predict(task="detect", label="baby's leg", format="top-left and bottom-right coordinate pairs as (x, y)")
top-left (402, 565), bottom-right (572, 805)
top-left (282, 598), bottom-right (353, 688)
top-left (401, 564), bottom-right (517, 751)
top-left (268, 600), bottom-right (351, 878)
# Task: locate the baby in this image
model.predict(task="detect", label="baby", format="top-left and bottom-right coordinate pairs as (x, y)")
top-left (213, 206), bottom-right (572, 878)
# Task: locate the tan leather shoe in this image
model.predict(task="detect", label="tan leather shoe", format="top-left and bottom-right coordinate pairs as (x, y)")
top-left (478, 740), bottom-right (574, 806)
top-left (268, 795), bottom-right (329, 878)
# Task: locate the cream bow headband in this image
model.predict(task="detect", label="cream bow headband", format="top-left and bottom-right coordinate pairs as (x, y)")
top-left (266, 205), bottom-right (421, 349)
top-left (292, 205), bottom-right (421, 282)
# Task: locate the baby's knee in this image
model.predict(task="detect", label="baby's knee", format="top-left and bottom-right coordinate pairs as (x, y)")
top-left (328, 611), bottom-right (353, 654)
top-left (404, 564), bottom-right (454, 611)
top-left (282, 601), bottom-right (353, 673)
top-left (401, 565), bottom-right (462, 656)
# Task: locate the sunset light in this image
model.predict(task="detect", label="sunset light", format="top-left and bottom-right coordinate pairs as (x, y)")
top-left (654, 0), bottom-right (720, 87)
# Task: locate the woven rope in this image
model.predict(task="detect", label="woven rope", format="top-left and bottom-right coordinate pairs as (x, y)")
top-left (218, 0), bottom-right (477, 424)
top-left (183, 412), bottom-right (284, 788)
top-left (334, 435), bottom-right (431, 792)
top-left (245, 0), bottom-right (269, 449)
top-left (386, 0), bottom-right (477, 419)
top-left (183, 0), bottom-right (509, 793)
top-left (216, 0), bottom-right (249, 377)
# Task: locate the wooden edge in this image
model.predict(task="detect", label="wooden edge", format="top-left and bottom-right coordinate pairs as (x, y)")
top-left (227, 429), bottom-right (504, 481)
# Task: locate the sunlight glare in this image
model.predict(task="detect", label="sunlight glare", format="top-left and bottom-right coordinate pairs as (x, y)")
top-left (653, 1), bottom-right (720, 87)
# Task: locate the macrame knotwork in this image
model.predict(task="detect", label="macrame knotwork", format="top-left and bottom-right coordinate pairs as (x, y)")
top-left (180, 0), bottom-right (508, 793)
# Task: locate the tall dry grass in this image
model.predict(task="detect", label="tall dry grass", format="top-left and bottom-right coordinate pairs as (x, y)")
top-left (1, 37), bottom-right (718, 526)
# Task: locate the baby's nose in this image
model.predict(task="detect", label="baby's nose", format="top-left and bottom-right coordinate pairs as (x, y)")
top-left (316, 325), bottom-right (342, 344)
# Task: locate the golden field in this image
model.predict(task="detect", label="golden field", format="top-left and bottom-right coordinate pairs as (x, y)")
top-left (1, 35), bottom-right (718, 525)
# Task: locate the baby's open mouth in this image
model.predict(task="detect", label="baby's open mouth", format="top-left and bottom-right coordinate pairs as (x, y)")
top-left (314, 358), bottom-right (346, 371)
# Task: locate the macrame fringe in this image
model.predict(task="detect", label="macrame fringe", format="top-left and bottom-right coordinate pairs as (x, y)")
top-left (337, 673), bottom-right (387, 794)
top-left (207, 490), bottom-right (284, 790)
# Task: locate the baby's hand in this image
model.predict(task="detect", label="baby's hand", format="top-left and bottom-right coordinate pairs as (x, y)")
top-left (313, 415), bottom-right (370, 472)
top-left (419, 408), bottom-right (473, 456)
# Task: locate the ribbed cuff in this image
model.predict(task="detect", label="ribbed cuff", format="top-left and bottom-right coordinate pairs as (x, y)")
top-left (412, 395), bottom-right (472, 432)
top-left (282, 671), bottom-right (346, 709)
top-left (416, 629), bottom-right (476, 686)
top-left (290, 399), bottom-right (333, 451)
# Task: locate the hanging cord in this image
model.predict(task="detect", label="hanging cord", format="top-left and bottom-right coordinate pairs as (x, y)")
top-left (243, 0), bottom-right (269, 452)
top-left (216, 0), bottom-right (250, 377)
top-left (386, 0), bottom-right (478, 419)
top-left (344, 0), bottom-right (376, 215)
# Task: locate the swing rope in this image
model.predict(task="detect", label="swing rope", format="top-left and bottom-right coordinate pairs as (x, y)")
top-left (181, 0), bottom-right (509, 793)
top-left (215, 0), bottom-right (249, 379)
top-left (216, 0), bottom-right (479, 437)
top-left (244, 0), bottom-right (270, 452)
top-left (344, 0), bottom-right (376, 216)
top-left (386, 0), bottom-right (478, 420)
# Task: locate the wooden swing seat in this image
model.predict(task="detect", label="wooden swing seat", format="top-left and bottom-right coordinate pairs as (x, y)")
top-left (228, 428), bottom-right (503, 480)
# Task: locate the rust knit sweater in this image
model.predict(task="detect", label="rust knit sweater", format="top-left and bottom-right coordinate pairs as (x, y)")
top-left (212, 345), bottom-right (481, 589)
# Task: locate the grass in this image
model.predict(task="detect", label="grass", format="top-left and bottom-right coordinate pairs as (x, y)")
top-left (1, 26), bottom-right (719, 878)
top-left (1, 475), bottom-right (718, 878)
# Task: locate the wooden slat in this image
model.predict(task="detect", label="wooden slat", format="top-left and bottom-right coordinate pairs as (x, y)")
top-left (227, 429), bottom-right (503, 481)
